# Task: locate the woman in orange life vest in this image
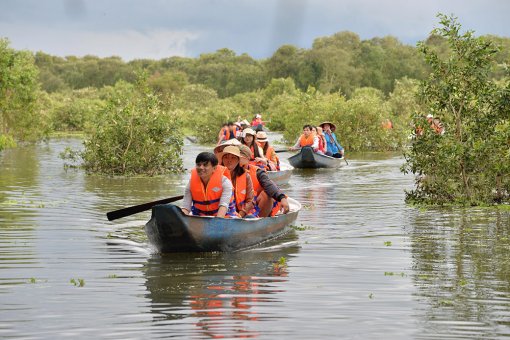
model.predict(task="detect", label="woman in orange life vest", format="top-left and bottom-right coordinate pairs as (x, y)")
top-left (238, 145), bottom-right (290, 217)
top-left (181, 152), bottom-right (236, 218)
top-left (241, 128), bottom-right (267, 168)
top-left (289, 124), bottom-right (319, 152)
top-left (313, 126), bottom-right (327, 155)
top-left (217, 145), bottom-right (258, 218)
top-left (256, 130), bottom-right (280, 171)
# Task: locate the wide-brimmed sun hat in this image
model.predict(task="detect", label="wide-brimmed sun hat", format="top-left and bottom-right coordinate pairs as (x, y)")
top-left (214, 138), bottom-right (241, 155)
top-left (319, 121), bottom-right (337, 132)
top-left (426, 114), bottom-right (434, 119)
top-left (256, 131), bottom-right (268, 142)
top-left (255, 114), bottom-right (262, 118)
top-left (243, 128), bottom-right (256, 136)
top-left (238, 145), bottom-right (252, 166)
top-left (216, 145), bottom-right (241, 165)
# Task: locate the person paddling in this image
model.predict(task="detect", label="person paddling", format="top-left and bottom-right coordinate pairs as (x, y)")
top-left (319, 122), bottom-right (344, 158)
top-left (181, 152), bottom-right (236, 218)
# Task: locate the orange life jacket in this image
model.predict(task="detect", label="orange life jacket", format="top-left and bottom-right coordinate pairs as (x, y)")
top-left (232, 172), bottom-right (248, 212)
top-left (220, 166), bottom-right (242, 214)
top-left (299, 134), bottom-right (314, 147)
top-left (246, 164), bottom-right (262, 196)
top-left (220, 126), bottom-right (232, 141)
top-left (270, 195), bottom-right (286, 217)
top-left (190, 166), bottom-right (234, 216)
top-left (265, 146), bottom-right (279, 164)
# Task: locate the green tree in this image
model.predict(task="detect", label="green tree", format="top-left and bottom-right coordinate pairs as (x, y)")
top-left (336, 87), bottom-right (391, 151)
top-left (45, 88), bottom-right (105, 131)
top-left (0, 38), bottom-right (48, 143)
top-left (68, 76), bottom-right (183, 175)
top-left (402, 14), bottom-right (510, 205)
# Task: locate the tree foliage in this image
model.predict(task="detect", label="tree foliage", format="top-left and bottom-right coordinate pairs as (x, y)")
top-left (64, 76), bottom-right (183, 176)
top-left (0, 38), bottom-right (48, 143)
top-left (403, 14), bottom-right (510, 205)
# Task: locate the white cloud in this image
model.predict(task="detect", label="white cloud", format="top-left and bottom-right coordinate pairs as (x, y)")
top-left (1, 24), bottom-right (200, 60)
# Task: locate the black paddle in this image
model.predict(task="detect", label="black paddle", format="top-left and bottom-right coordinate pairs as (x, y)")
top-left (106, 195), bottom-right (184, 221)
top-left (274, 149), bottom-right (290, 153)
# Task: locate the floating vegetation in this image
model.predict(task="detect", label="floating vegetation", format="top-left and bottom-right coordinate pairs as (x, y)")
top-left (301, 203), bottom-right (316, 210)
top-left (290, 224), bottom-right (313, 231)
top-left (384, 241), bottom-right (392, 246)
top-left (384, 272), bottom-right (406, 277)
top-left (0, 196), bottom-right (69, 208)
top-left (70, 278), bottom-right (85, 287)
top-left (273, 256), bottom-right (287, 273)
top-left (107, 274), bottom-right (118, 279)
top-left (368, 293), bottom-right (374, 299)
top-left (29, 278), bottom-right (36, 284)
top-left (438, 299), bottom-right (454, 307)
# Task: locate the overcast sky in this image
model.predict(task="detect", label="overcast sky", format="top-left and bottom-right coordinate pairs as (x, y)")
top-left (2, 0), bottom-right (510, 61)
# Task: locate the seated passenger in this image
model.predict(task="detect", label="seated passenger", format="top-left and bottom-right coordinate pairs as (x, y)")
top-left (241, 128), bottom-right (266, 168)
top-left (316, 126), bottom-right (328, 154)
top-left (319, 122), bottom-right (344, 158)
top-left (256, 131), bottom-right (280, 171)
top-left (238, 145), bottom-right (290, 217)
top-left (181, 152), bottom-right (236, 218)
top-left (217, 146), bottom-right (257, 218)
top-left (289, 124), bottom-right (319, 152)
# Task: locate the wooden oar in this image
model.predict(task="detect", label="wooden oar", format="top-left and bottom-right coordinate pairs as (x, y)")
top-left (106, 195), bottom-right (184, 221)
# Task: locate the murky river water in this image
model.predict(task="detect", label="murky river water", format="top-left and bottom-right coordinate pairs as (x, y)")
top-left (1, 137), bottom-right (509, 339)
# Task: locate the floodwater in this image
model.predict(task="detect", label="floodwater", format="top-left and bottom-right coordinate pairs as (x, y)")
top-left (1, 136), bottom-right (509, 339)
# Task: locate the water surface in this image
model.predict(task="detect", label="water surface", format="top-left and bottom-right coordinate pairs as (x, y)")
top-left (1, 137), bottom-right (509, 339)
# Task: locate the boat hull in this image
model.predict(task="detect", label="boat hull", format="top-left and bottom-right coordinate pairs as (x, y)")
top-left (145, 198), bottom-right (301, 253)
top-left (266, 168), bottom-right (292, 185)
top-left (288, 146), bottom-right (344, 169)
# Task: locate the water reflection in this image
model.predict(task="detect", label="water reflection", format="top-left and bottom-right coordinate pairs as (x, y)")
top-left (410, 208), bottom-right (510, 338)
top-left (144, 237), bottom-right (299, 338)
top-left (3, 138), bottom-right (510, 338)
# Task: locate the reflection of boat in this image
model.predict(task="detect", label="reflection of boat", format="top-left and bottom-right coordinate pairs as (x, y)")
top-left (145, 198), bottom-right (301, 253)
top-left (288, 146), bottom-right (344, 169)
top-left (266, 163), bottom-right (293, 186)
top-left (144, 238), bottom-right (299, 336)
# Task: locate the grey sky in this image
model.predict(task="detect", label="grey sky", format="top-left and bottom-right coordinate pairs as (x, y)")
top-left (1, 0), bottom-right (509, 61)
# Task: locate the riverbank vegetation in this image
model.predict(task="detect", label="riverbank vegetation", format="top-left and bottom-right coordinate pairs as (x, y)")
top-left (1, 15), bottom-right (509, 202)
top-left (402, 14), bottom-right (510, 205)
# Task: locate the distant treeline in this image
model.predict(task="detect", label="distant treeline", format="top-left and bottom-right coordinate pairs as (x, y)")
top-left (35, 31), bottom-right (510, 98)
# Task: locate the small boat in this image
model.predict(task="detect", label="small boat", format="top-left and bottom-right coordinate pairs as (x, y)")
top-left (145, 198), bottom-right (302, 253)
top-left (288, 146), bottom-right (345, 169)
top-left (266, 163), bottom-right (293, 185)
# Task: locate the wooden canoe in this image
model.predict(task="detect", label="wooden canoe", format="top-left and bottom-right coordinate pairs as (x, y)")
top-left (266, 163), bottom-right (293, 185)
top-left (144, 198), bottom-right (301, 253)
top-left (288, 146), bottom-right (344, 169)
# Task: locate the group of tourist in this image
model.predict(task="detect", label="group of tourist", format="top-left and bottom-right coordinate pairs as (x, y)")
top-left (217, 114), bottom-right (267, 145)
top-left (289, 122), bottom-right (344, 158)
top-left (183, 120), bottom-right (287, 219)
top-left (415, 114), bottom-right (445, 136)
top-left (183, 118), bottom-right (346, 219)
